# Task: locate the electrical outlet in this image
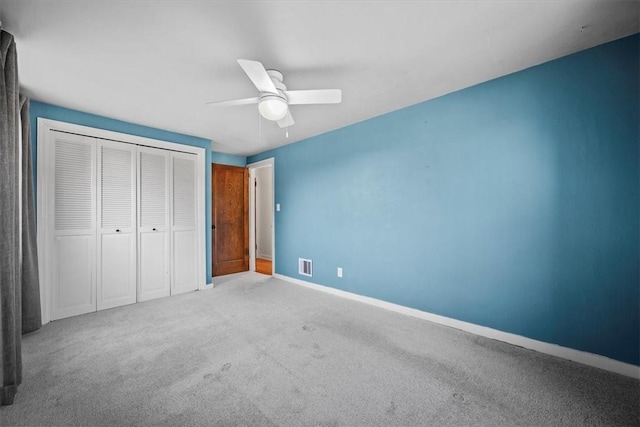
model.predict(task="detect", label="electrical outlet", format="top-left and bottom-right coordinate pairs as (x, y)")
top-left (337, 267), bottom-right (343, 278)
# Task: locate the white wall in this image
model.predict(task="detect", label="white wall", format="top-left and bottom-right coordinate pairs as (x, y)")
top-left (255, 166), bottom-right (272, 259)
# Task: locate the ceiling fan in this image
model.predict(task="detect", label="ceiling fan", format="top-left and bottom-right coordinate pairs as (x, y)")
top-left (207, 59), bottom-right (342, 128)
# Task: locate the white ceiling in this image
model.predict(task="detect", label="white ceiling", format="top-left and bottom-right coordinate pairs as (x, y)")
top-left (1, 1), bottom-right (638, 156)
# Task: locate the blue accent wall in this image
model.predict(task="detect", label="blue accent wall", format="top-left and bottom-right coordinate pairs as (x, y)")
top-left (211, 151), bottom-right (246, 167)
top-left (249, 34), bottom-right (640, 365)
top-left (30, 101), bottom-right (217, 283)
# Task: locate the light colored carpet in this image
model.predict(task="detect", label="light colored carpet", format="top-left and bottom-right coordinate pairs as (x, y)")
top-left (1, 272), bottom-right (638, 426)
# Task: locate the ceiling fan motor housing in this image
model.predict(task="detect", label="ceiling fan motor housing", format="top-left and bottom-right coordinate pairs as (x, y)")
top-left (258, 70), bottom-right (288, 120)
top-left (262, 69), bottom-right (288, 101)
top-left (257, 69), bottom-right (289, 121)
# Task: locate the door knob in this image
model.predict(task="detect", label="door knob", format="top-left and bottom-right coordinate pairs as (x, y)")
top-left (212, 224), bottom-right (216, 230)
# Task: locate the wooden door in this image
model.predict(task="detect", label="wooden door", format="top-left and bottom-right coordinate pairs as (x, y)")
top-left (212, 164), bottom-right (249, 276)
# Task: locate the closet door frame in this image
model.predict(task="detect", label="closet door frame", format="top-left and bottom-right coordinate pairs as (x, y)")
top-left (37, 118), bottom-right (207, 325)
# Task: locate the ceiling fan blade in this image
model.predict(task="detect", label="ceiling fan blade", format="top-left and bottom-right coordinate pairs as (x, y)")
top-left (286, 89), bottom-right (342, 105)
top-left (277, 110), bottom-right (295, 128)
top-left (205, 97), bottom-right (259, 107)
top-left (237, 59), bottom-right (278, 94)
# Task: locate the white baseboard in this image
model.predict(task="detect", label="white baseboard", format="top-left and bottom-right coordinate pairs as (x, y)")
top-left (274, 273), bottom-right (640, 380)
top-left (202, 281), bottom-right (214, 290)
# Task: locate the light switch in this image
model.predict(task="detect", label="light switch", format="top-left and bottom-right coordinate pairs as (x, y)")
top-left (276, 203), bottom-right (280, 212)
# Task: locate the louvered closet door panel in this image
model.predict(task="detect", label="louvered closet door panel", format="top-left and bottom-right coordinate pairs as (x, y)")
top-left (138, 147), bottom-right (170, 301)
top-left (52, 132), bottom-right (96, 320)
top-left (97, 141), bottom-right (137, 310)
top-left (171, 153), bottom-right (198, 295)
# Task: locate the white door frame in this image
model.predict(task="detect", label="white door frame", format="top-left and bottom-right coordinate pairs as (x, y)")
top-left (247, 158), bottom-right (275, 274)
top-left (37, 118), bottom-right (207, 325)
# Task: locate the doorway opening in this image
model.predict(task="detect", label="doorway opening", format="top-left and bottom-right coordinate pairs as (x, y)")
top-left (248, 158), bottom-right (275, 275)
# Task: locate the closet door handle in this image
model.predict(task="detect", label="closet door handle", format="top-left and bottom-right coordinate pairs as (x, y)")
top-left (152, 228), bottom-right (157, 231)
top-left (115, 229), bottom-right (120, 233)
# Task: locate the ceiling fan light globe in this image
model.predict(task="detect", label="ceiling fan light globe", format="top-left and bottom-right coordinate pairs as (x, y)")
top-left (259, 96), bottom-right (288, 121)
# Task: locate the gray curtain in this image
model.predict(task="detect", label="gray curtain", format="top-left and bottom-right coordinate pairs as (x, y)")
top-left (1, 28), bottom-right (40, 407)
top-left (20, 96), bottom-right (41, 334)
top-left (1, 28), bottom-right (22, 406)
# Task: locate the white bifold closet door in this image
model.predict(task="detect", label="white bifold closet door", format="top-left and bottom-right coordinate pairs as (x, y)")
top-left (51, 132), bottom-right (97, 320)
top-left (171, 153), bottom-right (198, 295)
top-left (97, 140), bottom-right (137, 310)
top-left (137, 146), bottom-right (170, 301)
top-left (48, 129), bottom-right (200, 320)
